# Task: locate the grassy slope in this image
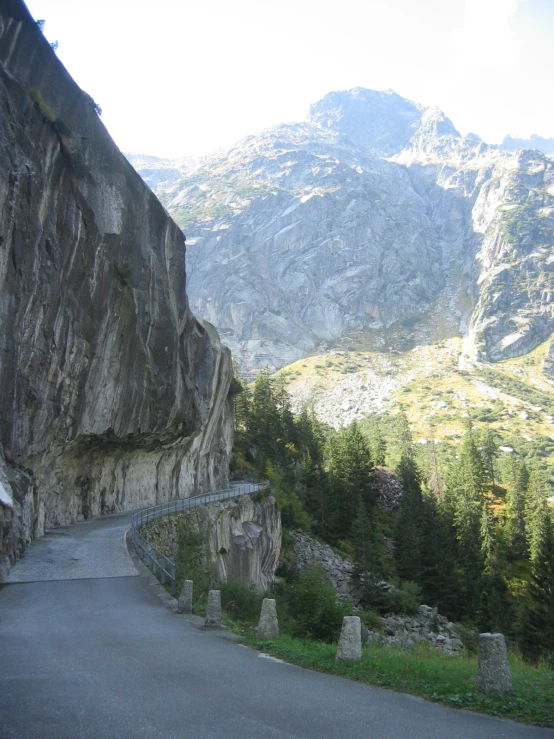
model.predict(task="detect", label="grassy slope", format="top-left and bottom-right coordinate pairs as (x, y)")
top-left (242, 635), bottom-right (554, 727)
top-left (276, 334), bottom-right (554, 480)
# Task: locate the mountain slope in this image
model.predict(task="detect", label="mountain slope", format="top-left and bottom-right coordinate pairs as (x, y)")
top-left (0, 1), bottom-right (233, 577)
top-left (133, 88), bottom-right (554, 379)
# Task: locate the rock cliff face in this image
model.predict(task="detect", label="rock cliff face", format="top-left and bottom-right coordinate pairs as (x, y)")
top-left (131, 89), bottom-right (554, 377)
top-left (141, 495), bottom-right (282, 592)
top-left (0, 0), bottom-right (233, 578)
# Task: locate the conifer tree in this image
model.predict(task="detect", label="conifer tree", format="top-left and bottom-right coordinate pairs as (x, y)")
top-left (326, 421), bottom-right (374, 541)
top-left (520, 508), bottom-right (554, 663)
top-left (367, 417), bottom-right (387, 467)
top-left (480, 427), bottom-right (499, 487)
top-left (351, 499), bottom-right (383, 577)
top-left (233, 377), bottom-right (252, 433)
top-left (445, 420), bottom-right (486, 618)
top-left (504, 457), bottom-right (529, 558)
top-left (418, 493), bottom-right (461, 618)
top-left (478, 502), bottom-right (507, 632)
top-left (425, 436), bottom-right (444, 500)
top-left (393, 411), bottom-right (425, 584)
top-left (248, 368), bottom-right (281, 470)
top-left (525, 463), bottom-right (548, 562)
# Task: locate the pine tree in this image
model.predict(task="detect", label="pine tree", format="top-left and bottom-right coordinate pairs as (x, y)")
top-left (520, 509), bottom-right (554, 663)
top-left (525, 463), bottom-right (548, 562)
top-left (351, 499), bottom-right (382, 577)
top-left (445, 420), bottom-right (487, 618)
top-left (233, 378), bottom-right (252, 433)
top-left (425, 435), bottom-right (444, 500)
top-left (326, 421), bottom-right (374, 541)
top-left (248, 368), bottom-right (281, 470)
top-left (418, 493), bottom-right (461, 618)
top-left (480, 427), bottom-right (499, 487)
top-left (504, 457), bottom-right (529, 558)
top-left (367, 417), bottom-right (387, 467)
top-left (393, 411), bottom-right (425, 584)
top-left (478, 502), bottom-right (508, 632)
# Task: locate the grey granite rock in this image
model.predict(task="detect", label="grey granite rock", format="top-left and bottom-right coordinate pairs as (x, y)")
top-left (205, 590), bottom-right (222, 628)
top-left (256, 598), bottom-right (279, 640)
top-left (136, 89), bottom-right (554, 380)
top-left (178, 580), bottom-right (193, 614)
top-left (336, 616), bottom-right (362, 662)
top-left (0, 1), bottom-right (233, 578)
top-left (140, 494), bottom-right (281, 592)
top-left (476, 633), bottom-right (512, 695)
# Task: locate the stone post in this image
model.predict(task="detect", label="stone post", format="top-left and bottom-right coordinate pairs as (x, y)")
top-left (256, 598), bottom-right (279, 639)
top-left (205, 589), bottom-right (222, 628)
top-left (336, 616), bottom-right (362, 662)
top-left (177, 580), bottom-right (193, 614)
top-left (476, 633), bottom-right (512, 695)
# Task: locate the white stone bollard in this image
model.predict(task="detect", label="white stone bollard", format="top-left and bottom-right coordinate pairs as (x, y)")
top-left (476, 633), bottom-right (512, 695)
top-left (177, 580), bottom-right (193, 614)
top-left (336, 616), bottom-right (362, 662)
top-left (205, 589), bottom-right (222, 628)
top-left (256, 598), bottom-right (279, 639)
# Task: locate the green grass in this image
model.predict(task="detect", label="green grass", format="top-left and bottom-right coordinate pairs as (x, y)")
top-left (242, 634), bottom-right (554, 727)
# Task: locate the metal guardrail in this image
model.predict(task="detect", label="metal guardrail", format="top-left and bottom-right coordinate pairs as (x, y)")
top-left (130, 481), bottom-right (267, 597)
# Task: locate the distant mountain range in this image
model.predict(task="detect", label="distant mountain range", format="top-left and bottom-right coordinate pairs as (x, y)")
top-left (127, 88), bottom-right (554, 377)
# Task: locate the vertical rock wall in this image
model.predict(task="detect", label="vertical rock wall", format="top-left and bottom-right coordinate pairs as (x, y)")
top-left (0, 0), bottom-right (234, 577)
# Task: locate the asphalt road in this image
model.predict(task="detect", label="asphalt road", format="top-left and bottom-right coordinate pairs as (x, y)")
top-left (1, 511), bottom-right (552, 739)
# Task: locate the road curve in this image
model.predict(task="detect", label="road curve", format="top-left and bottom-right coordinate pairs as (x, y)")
top-left (1, 508), bottom-right (552, 739)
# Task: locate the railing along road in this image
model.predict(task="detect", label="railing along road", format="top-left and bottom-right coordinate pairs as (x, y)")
top-left (131, 481), bottom-right (267, 597)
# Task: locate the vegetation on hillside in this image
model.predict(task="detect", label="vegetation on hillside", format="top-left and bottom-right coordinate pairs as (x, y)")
top-left (232, 366), bottom-right (554, 666)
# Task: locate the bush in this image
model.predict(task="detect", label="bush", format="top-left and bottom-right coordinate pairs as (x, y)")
top-left (358, 577), bottom-right (421, 615)
top-left (220, 579), bottom-right (264, 623)
top-left (359, 608), bottom-right (384, 633)
top-left (275, 567), bottom-right (351, 643)
top-left (28, 88), bottom-right (54, 122)
top-left (82, 91), bottom-right (102, 116)
top-left (175, 516), bottom-right (212, 605)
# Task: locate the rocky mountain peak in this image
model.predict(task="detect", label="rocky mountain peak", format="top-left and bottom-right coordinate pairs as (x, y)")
top-left (132, 87), bottom-right (554, 379)
top-left (307, 87), bottom-right (459, 157)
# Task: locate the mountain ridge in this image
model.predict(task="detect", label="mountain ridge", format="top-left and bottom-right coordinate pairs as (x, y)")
top-left (128, 88), bottom-right (554, 379)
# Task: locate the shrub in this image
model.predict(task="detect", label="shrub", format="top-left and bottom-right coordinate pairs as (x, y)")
top-left (82, 91), bottom-right (102, 116)
top-left (220, 579), bottom-right (264, 622)
top-left (359, 608), bottom-right (384, 633)
top-left (275, 567), bottom-right (351, 642)
top-left (175, 516), bottom-right (212, 604)
top-left (28, 88), bottom-right (54, 122)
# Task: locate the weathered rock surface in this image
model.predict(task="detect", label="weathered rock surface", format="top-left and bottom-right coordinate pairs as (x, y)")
top-left (336, 616), bottom-right (362, 662)
top-left (291, 530), bottom-right (359, 603)
top-left (366, 605), bottom-right (465, 656)
top-left (177, 579), bottom-right (193, 614)
top-left (372, 466), bottom-right (403, 512)
top-left (476, 633), bottom-right (512, 695)
top-left (0, 1), bottom-right (233, 578)
top-left (205, 589), bottom-right (221, 628)
top-left (134, 88), bottom-right (554, 379)
top-left (292, 530), bottom-right (463, 655)
top-left (141, 494), bottom-right (281, 591)
top-left (256, 598), bottom-right (279, 640)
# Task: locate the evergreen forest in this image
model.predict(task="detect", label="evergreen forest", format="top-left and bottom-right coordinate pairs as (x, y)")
top-left (232, 368), bottom-right (554, 665)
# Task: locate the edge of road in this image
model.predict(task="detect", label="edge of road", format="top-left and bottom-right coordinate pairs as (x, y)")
top-left (124, 527), bottom-right (240, 642)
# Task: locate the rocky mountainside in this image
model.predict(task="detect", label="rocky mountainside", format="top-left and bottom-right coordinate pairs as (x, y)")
top-left (0, 1), bottom-right (233, 578)
top-left (501, 134), bottom-right (554, 156)
top-left (132, 89), bottom-right (554, 379)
